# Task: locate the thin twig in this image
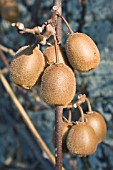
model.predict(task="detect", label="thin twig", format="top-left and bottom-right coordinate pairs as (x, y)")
top-left (63, 94), bottom-right (86, 109)
top-left (3, 110), bottom-right (52, 170)
top-left (11, 22), bottom-right (43, 34)
top-left (0, 71), bottom-right (55, 166)
top-left (11, 22), bottom-right (54, 45)
top-left (1, 68), bottom-right (9, 74)
top-left (0, 44), bottom-right (15, 56)
top-left (0, 50), bottom-right (10, 69)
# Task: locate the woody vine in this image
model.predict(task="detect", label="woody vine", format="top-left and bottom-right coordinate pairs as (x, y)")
top-left (4, 0), bottom-right (107, 170)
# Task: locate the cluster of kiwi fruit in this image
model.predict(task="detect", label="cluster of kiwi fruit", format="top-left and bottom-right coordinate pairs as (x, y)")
top-left (10, 43), bottom-right (76, 105)
top-left (52, 97), bottom-right (107, 157)
top-left (10, 27), bottom-right (100, 107)
top-left (0, 0), bottom-right (19, 22)
top-left (9, 10), bottom-right (106, 157)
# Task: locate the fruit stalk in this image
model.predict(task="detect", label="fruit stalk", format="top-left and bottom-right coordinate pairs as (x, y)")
top-left (57, 13), bottom-right (74, 34)
top-left (85, 97), bottom-right (92, 112)
top-left (68, 109), bottom-right (72, 122)
top-left (53, 34), bottom-right (59, 63)
top-left (78, 105), bottom-right (84, 122)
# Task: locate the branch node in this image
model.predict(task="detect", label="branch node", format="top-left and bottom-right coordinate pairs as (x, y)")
top-left (52, 6), bottom-right (59, 13)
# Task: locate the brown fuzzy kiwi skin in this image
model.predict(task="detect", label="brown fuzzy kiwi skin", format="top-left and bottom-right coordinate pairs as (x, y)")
top-left (40, 63), bottom-right (76, 106)
top-left (83, 112), bottom-right (107, 143)
top-left (52, 121), bottom-right (72, 153)
top-left (66, 33), bottom-right (100, 72)
top-left (1, 0), bottom-right (19, 22)
top-left (62, 122), bottom-right (73, 153)
top-left (66, 122), bottom-right (98, 157)
top-left (10, 45), bottom-right (45, 89)
top-left (43, 45), bottom-right (70, 66)
top-left (0, 0), bottom-right (5, 11)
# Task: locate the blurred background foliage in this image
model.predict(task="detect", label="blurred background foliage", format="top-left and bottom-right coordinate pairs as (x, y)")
top-left (0, 0), bottom-right (113, 170)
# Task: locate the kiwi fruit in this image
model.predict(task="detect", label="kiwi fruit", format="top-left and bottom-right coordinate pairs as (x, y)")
top-left (0, 0), bottom-right (5, 10)
top-left (65, 32), bottom-right (100, 72)
top-left (43, 45), bottom-right (69, 66)
top-left (66, 122), bottom-right (98, 157)
top-left (40, 63), bottom-right (76, 105)
top-left (1, 0), bottom-right (19, 22)
top-left (61, 121), bottom-right (73, 153)
top-left (52, 121), bottom-right (72, 153)
top-left (83, 111), bottom-right (107, 143)
top-left (10, 45), bottom-right (45, 89)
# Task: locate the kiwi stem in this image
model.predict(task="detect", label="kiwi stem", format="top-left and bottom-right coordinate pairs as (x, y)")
top-left (57, 13), bottom-right (74, 34)
top-left (53, 34), bottom-right (59, 63)
top-left (85, 97), bottom-right (92, 112)
top-left (52, 1), bottom-right (62, 43)
top-left (53, 0), bottom-right (63, 170)
top-left (63, 116), bottom-right (68, 122)
top-left (68, 109), bottom-right (72, 122)
top-left (55, 106), bottom-right (63, 170)
top-left (78, 105), bottom-right (84, 122)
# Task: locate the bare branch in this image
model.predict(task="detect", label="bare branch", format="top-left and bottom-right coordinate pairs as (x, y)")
top-left (0, 44), bottom-right (15, 56)
top-left (0, 71), bottom-right (56, 166)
